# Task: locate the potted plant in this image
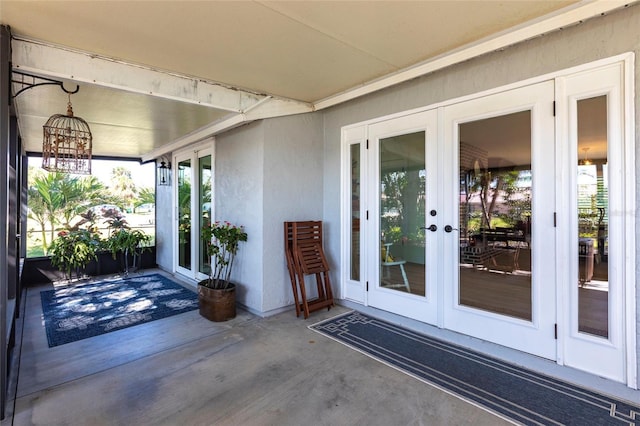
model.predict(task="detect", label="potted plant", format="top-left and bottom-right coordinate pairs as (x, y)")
top-left (104, 210), bottom-right (151, 275)
top-left (106, 228), bottom-right (151, 275)
top-left (49, 229), bottom-right (102, 281)
top-left (198, 220), bottom-right (248, 322)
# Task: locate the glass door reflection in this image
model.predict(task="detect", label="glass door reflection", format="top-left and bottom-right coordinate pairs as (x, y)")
top-left (177, 159), bottom-right (192, 270)
top-left (577, 95), bottom-right (609, 338)
top-left (458, 111), bottom-right (532, 320)
top-left (198, 155), bottom-right (212, 276)
top-left (379, 131), bottom-right (426, 297)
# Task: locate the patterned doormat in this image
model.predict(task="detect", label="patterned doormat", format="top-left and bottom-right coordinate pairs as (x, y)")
top-left (310, 311), bottom-right (639, 425)
top-left (40, 273), bottom-right (198, 347)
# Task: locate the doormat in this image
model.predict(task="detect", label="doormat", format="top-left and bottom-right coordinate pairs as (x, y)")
top-left (41, 273), bottom-right (198, 347)
top-left (310, 311), bottom-right (639, 425)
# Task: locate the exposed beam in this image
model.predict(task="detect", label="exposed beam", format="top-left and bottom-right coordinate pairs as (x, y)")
top-left (141, 96), bottom-right (312, 162)
top-left (314, 0), bottom-right (635, 110)
top-left (11, 38), bottom-right (275, 113)
top-left (141, 113), bottom-right (244, 162)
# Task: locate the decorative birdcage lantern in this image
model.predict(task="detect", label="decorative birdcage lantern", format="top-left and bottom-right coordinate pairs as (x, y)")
top-left (42, 94), bottom-right (92, 175)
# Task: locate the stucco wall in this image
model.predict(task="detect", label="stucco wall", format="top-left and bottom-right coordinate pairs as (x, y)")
top-left (215, 121), bottom-right (265, 313)
top-left (320, 4), bottom-right (640, 385)
top-left (262, 113), bottom-right (324, 313)
top-left (214, 114), bottom-right (324, 315)
top-left (155, 179), bottom-right (173, 271)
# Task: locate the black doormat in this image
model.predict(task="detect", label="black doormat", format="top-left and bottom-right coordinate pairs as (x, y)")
top-left (41, 273), bottom-right (198, 347)
top-left (310, 311), bottom-right (639, 425)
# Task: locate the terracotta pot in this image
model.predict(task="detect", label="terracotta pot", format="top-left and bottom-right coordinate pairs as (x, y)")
top-left (197, 281), bottom-right (236, 322)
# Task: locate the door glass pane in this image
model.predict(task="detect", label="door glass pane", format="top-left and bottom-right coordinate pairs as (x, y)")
top-left (177, 159), bottom-right (191, 270)
top-left (379, 132), bottom-right (426, 297)
top-left (577, 96), bottom-right (608, 338)
top-left (199, 155), bottom-right (212, 275)
top-left (458, 111), bottom-right (532, 320)
top-left (351, 144), bottom-right (360, 281)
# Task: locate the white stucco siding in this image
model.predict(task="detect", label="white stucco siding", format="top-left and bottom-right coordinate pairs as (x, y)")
top-left (211, 114), bottom-right (323, 315)
top-left (155, 183), bottom-right (173, 271)
top-left (215, 121), bottom-right (265, 314)
top-left (263, 113), bottom-right (324, 314)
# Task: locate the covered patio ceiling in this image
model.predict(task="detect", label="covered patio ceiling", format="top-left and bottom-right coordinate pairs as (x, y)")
top-left (1, 1), bottom-right (632, 162)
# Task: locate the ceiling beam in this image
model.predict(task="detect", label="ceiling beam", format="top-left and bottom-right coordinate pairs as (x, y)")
top-left (141, 94), bottom-right (315, 162)
top-left (11, 37), bottom-right (297, 114)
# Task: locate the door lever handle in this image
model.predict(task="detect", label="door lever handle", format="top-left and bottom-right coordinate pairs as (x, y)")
top-left (421, 224), bottom-right (437, 232)
top-left (444, 225), bottom-right (458, 233)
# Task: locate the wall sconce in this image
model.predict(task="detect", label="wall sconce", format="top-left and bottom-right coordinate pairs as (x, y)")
top-left (158, 159), bottom-right (171, 186)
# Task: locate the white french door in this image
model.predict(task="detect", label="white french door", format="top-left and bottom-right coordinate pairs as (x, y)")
top-left (442, 81), bottom-right (557, 359)
top-left (174, 148), bottom-right (213, 281)
top-left (342, 56), bottom-right (634, 385)
top-left (358, 82), bottom-right (557, 357)
top-left (366, 110), bottom-right (438, 324)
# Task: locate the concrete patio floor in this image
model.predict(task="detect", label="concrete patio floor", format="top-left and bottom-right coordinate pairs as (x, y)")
top-left (3, 269), bottom-right (639, 425)
top-left (2, 270), bottom-right (514, 426)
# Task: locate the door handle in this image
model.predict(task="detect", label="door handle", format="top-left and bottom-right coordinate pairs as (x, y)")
top-left (444, 225), bottom-right (458, 233)
top-left (423, 224), bottom-right (437, 232)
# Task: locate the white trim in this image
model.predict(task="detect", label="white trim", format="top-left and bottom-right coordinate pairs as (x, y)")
top-left (315, 1), bottom-right (633, 111)
top-left (623, 54), bottom-right (637, 389)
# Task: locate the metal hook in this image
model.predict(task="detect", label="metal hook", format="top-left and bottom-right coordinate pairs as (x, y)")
top-left (11, 70), bottom-right (80, 98)
top-left (60, 83), bottom-right (80, 95)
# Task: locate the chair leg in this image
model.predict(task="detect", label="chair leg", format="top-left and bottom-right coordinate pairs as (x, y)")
top-left (399, 264), bottom-right (410, 293)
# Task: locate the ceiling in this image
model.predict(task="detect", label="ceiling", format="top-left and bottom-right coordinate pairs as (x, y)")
top-left (0, 1), bottom-right (628, 162)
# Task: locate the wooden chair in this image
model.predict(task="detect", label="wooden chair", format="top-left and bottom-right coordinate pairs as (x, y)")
top-left (284, 221), bottom-right (334, 318)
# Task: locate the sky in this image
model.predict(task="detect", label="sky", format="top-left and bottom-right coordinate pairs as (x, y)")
top-left (28, 157), bottom-right (156, 189)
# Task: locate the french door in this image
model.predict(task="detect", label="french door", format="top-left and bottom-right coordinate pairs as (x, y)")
top-left (442, 81), bottom-right (557, 359)
top-left (344, 59), bottom-right (633, 384)
top-left (175, 148), bottom-right (213, 280)
top-left (357, 83), bottom-right (557, 357)
top-left (366, 110), bottom-right (439, 324)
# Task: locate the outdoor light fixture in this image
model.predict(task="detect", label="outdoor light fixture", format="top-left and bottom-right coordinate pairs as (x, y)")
top-left (158, 159), bottom-right (172, 186)
top-left (42, 92), bottom-right (93, 174)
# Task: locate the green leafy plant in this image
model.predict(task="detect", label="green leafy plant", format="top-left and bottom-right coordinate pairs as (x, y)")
top-left (49, 229), bottom-right (102, 280)
top-left (104, 209), bottom-right (151, 274)
top-left (200, 221), bottom-right (248, 289)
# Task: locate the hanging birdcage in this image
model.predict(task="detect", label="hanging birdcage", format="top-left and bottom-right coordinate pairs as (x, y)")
top-left (42, 95), bottom-right (92, 175)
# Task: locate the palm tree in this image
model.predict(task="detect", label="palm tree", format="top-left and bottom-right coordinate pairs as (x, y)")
top-left (135, 186), bottom-right (155, 208)
top-left (58, 175), bottom-right (108, 229)
top-left (27, 168), bottom-right (110, 254)
top-left (110, 167), bottom-right (136, 212)
top-left (28, 170), bottom-right (65, 254)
